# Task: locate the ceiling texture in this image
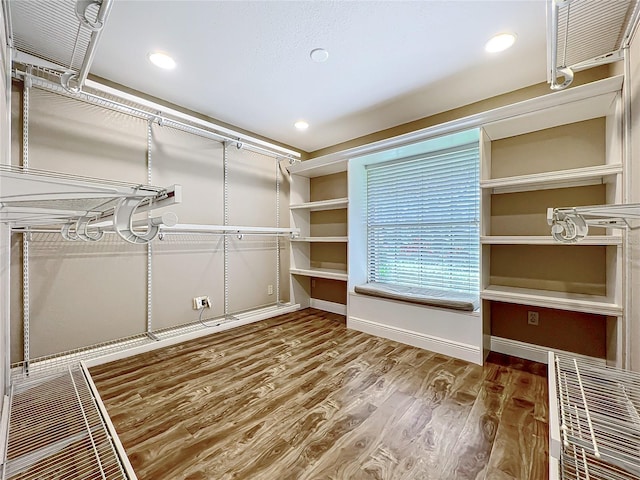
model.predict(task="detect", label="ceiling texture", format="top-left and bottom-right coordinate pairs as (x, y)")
top-left (36, 1), bottom-right (551, 153)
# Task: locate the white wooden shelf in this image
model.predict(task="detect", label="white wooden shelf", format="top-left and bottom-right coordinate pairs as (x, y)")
top-left (480, 164), bottom-right (622, 194)
top-left (290, 267), bottom-right (348, 281)
top-left (290, 197), bottom-right (348, 211)
top-left (481, 285), bottom-right (622, 316)
top-left (288, 157), bottom-right (348, 178)
top-left (291, 236), bottom-right (348, 243)
top-left (481, 235), bottom-right (622, 246)
top-left (482, 78), bottom-right (622, 140)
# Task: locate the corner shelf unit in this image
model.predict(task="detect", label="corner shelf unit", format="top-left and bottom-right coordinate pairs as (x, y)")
top-left (480, 75), bottom-right (625, 366)
top-left (288, 159), bottom-right (348, 310)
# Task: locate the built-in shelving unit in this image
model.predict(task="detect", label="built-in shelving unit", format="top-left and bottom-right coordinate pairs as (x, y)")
top-left (480, 75), bottom-right (624, 366)
top-left (288, 159), bottom-right (348, 313)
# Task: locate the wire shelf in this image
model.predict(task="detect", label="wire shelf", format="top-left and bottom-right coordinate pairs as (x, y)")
top-left (547, 0), bottom-right (640, 89)
top-left (0, 165), bottom-right (181, 243)
top-left (9, 0), bottom-right (113, 91)
top-left (2, 365), bottom-right (131, 480)
top-left (552, 353), bottom-right (640, 479)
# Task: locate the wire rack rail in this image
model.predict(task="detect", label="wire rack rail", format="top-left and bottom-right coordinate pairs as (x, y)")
top-left (0, 165), bottom-right (181, 244)
top-left (1, 364), bottom-right (134, 480)
top-left (550, 352), bottom-right (640, 479)
top-left (9, 0), bottom-right (113, 92)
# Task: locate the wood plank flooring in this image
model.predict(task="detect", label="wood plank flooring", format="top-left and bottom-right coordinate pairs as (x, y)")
top-left (90, 309), bottom-right (549, 480)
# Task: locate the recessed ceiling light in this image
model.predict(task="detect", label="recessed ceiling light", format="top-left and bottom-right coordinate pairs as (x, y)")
top-left (294, 120), bottom-right (309, 131)
top-left (485, 33), bottom-right (517, 53)
top-left (310, 48), bottom-right (329, 63)
top-left (148, 51), bottom-right (176, 70)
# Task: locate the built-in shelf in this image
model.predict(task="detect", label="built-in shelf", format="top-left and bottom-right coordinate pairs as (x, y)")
top-left (290, 197), bottom-right (348, 211)
top-left (481, 235), bottom-right (622, 246)
top-left (481, 164), bottom-right (622, 194)
top-left (288, 157), bottom-right (348, 178)
top-left (482, 78), bottom-right (622, 140)
top-left (481, 285), bottom-right (622, 316)
top-left (291, 236), bottom-right (348, 243)
top-left (290, 267), bottom-right (348, 281)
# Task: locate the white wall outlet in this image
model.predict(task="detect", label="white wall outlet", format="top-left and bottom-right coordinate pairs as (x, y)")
top-left (268, 284), bottom-right (274, 295)
top-left (193, 296), bottom-right (212, 309)
top-left (527, 311), bottom-right (539, 326)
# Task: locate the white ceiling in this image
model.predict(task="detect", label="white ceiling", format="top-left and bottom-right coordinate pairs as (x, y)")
top-left (90, 1), bottom-right (548, 153)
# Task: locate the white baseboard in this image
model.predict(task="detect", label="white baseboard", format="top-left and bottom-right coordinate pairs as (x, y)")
top-left (490, 336), bottom-right (606, 365)
top-left (84, 304), bottom-right (300, 368)
top-left (310, 298), bottom-right (347, 315)
top-left (348, 315), bottom-right (482, 364)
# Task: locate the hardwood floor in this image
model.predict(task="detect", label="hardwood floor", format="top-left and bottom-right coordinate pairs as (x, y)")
top-left (90, 309), bottom-right (549, 480)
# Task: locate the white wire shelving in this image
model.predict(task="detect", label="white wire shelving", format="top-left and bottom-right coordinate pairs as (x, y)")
top-left (0, 165), bottom-right (181, 244)
top-left (9, 0), bottom-right (114, 92)
top-left (549, 352), bottom-right (640, 480)
top-left (547, 0), bottom-right (640, 90)
top-left (2, 363), bottom-right (135, 480)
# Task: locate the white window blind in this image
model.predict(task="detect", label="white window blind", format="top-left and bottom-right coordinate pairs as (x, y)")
top-left (366, 141), bottom-right (480, 296)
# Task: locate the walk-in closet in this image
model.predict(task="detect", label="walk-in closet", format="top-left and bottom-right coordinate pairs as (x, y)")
top-left (0, 1), bottom-right (639, 479)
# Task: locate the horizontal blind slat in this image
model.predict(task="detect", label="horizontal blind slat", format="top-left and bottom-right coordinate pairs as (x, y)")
top-left (367, 135), bottom-right (480, 296)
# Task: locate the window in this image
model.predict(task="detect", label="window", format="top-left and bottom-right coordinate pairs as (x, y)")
top-left (366, 133), bottom-right (480, 297)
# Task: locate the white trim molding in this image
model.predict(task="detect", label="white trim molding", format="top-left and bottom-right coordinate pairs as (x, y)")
top-left (490, 336), bottom-right (606, 365)
top-left (349, 315), bottom-right (482, 365)
top-left (310, 299), bottom-right (347, 315)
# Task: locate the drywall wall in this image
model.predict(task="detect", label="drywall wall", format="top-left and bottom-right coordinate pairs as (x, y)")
top-left (490, 118), bottom-right (605, 178)
top-left (490, 302), bottom-right (606, 359)
top-left (490, 185), bottom-right (606, 236)
top-left (149, 124), bottom-right (225, 328)
top-left (9, 84), bottom-right (290, 361)
top-left (310, 65), bottom-right (614, 159)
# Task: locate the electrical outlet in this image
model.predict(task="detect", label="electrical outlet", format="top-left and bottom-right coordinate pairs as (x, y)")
top-left (268, 284), bottom-right (274, 295)
top-left (193, 296), bottom-right (212, 309)
top-left (527, 311), bottom-right (539, 326)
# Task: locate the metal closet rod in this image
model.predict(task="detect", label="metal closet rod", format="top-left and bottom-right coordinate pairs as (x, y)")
top-left (13, 67), bottom-right (301, 162)
top-left (15, 224), bottom-right (300, 237)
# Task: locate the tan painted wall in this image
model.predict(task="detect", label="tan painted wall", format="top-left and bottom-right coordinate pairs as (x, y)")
top-left (490, 118), bottom-right (605, 178)
top-left (490, 245), bottom-right (607, 296)
top-left (10, 85), bottom-right (289, 361)
top-left (491, 185), bottom-right (606, 236)
top-left (491, 302), bottom-right (606, 358)
top-left (309, 65), bottom-right (613, 158)
top-left (309, 172), bottom-right (348, 201)
top-left (311, 278), bottom-right (348, 305)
